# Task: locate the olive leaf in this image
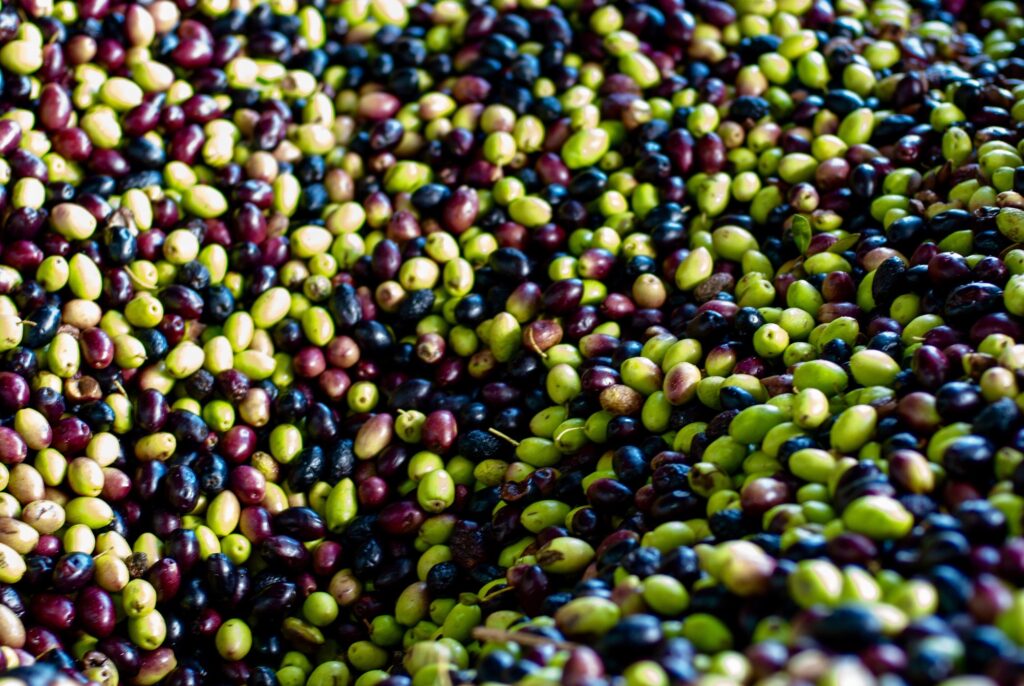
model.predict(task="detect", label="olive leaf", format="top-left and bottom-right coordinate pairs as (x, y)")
top-left (830, 232), bottom-right (862, 254)
top-left (791, 214), bottom-right (812, 255)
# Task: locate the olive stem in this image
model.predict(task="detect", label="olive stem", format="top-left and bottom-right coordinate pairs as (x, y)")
top-left (525, 327), bottom-right (548, 359)
top-left (438, 659), bottom-right (453, 686)
top-left (124, 269), bottom-right (155, 288)
top-left (553, 426), bottom-right (584, 443)
top-left (471, 627), bottom-right (578, 651)
top-left (480, 585), bottom-right (516, 602)
top-left (487, 427), bottom-right (520, 447)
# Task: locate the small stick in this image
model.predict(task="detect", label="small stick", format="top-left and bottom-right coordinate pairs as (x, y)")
top-left (471, 627), bottom-right (579, 651)
top-left (525, 327), bottom-right (548, 359)
top-left (124, 269), bottom-right (155, 288)
top-left (480, 585), bottom-right (517, 602)
top-left (487, 427), bottom-right (520, 447)
top-left (553, 425), bottom-right (584, 444)
top-left (437, 659), bottom-right (453, 686)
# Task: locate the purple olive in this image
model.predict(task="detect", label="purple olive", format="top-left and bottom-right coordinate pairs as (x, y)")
top-left (229, 465), bottom-right (266, 506)
top-left (420, 410), bottom-right (457, 454)
top-left (260, 535), bottom-right (310, 573)
top-left (0, 427), bottom-right (27, 465)
top-left (147, 558), bottom-right (181, 603)
top-left (51, 553), bottom-right (94, 593)
top-left (377, 502), bottom-right (426, 537)
top-left (165, 529), bottom-right (201, 574)
top-left (30, 593), bottom-right (74, 632)
top-left (240, 507), bottom-right (274, 544)
top-left (96, 636), bottom-right (141, 677)
top-left (273, 507), bottom-right (326, 542)
top-left (75, 586), bottom-right (115, 638)
top-left (163, 465), bottom-right (200, 514)
top-left (251, 582), bottom-right (298, 620)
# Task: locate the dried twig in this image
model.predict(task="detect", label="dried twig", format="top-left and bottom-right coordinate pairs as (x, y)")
top-left (487, 427), bottom-right (520, 447)
top-left (471, 627), bottom-right (578, 651)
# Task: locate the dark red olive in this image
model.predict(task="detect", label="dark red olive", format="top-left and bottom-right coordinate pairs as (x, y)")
top-left (10, 149), bottom-right (48, 182)
top-left (51, 417), bottom-right (90, 454)
top-left (0, 119), bottom-right (22, 155)
top-left (664, 129), bottom-right (694, 174)
top-left (75, 586), bottom-right (115, 638)
top-left (96, 636), bottom-right (141, 677)
top-left (165, 528), bottom-right (201, 574)
top-left (100, 467), bottom-right (131, 502)
top-left (371, 240), bottom-right (401, 280)
top-left (968, 573), bottom-right (1012, 623)
top-left (146, 558), bottom-right (181, 603)
top-left (420, 410), bottom-right (457, 453)
top-left (5, 208), bottom-right (47, 241)
top-left (741, 478), bottom-right (791, 516)
top-left (0, 372), bottom-right (29, 414)
top-left (319, 368), bottom-right (352, 401)
top-left (172, 39), bottom-right (213, 69)
top-left (220, 425), bottom-right (257, 463)
top-left (24, 625), bottom-right (62, 656)
top-left (122, 101), bottom-right (162, 138)
top-left (922, 325), bottom-right (962, 349)
top-left (312, 541), bottom-right (342, 577)
top-left (587, 478), bottom-right (634, 511)
top-left (294, 347), bottom-right (326, 378)
top-left (578, 249), bottom-right (615, 280)
top-left (442, 186), bottom-right (481, 235)
top-left (233, 202), bottom-right (267, 244)
top-left (357, 476), bottom-right (389, 509)
top-left (481, 382), bottom-right (520, 407)
top-left (90, 149), bottom-right (130, 176)
top-left (240, 506), bottom-right (273, 544)
top-left (542, 279), bottom-right (584, 315)
top-left (3, 241), bottom-right (43, 271)
top-left (695, 133), bottom-right (726, 173)
top-left (168, 125), bottom-right (204, 164)
top-left (79, 328), bottom-right (114, 369)
top-left (582, 366), bottom-right (620, 393)
top-left (38, 84), bottom-right (71, 131)
top-left (0, 427), bottom-right (27, 464)
top-left (229, 465), bottom-right (266, 506)
top-left (160, 285), bottom-right (204, 320)
top-left (52, 127), bottom-right (92, 161)
top-left (35, 535), bottom-right (60, 557)
top-left (192, 606), bottom-right (222, 638)
top-left (971, 312), bottom-right (1023, 345)
top-left (30, 593), bottom-right (75, 632)
top-left (377, 501), bottom-right (426, 537)
top-left (913, 346), bottom-right (942, 389)
top-left (374, 445), bottom-right (409, 480)
top-left (973, 256), bottom-right (1009, 286)
top-left (512, 564), bottom-right (550, 617)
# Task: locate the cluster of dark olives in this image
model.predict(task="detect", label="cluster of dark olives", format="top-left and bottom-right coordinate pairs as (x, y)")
top-left (2, 0), bottom-right (1024, 684)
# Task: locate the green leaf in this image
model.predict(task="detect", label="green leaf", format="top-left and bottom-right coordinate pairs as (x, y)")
top-left (829, 232), bottom-right (861, 254)
top-left (792, 214), bottom-right (812, 255)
